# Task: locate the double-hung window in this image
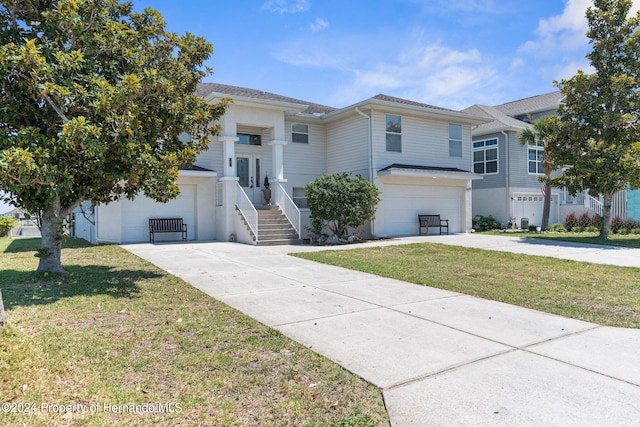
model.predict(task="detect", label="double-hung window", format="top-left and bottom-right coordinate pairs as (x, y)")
top-left (528, 141), bottom-right (544, 174)
top-left (473, 138), bottom-right (498, 174)
top-left (449, 124), bottom-right (462, 157)
top-left (386, 115), bottom-right (402, 152)
top-left (292, 123), bottom-right (309, 143)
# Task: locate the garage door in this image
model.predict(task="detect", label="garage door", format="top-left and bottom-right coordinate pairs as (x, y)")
top-left (513, 193), bottom-right (558, 228)
top-left (381, 184), bottom-right (463, 236)
top-left (121, 184), bottom-right (196, 242)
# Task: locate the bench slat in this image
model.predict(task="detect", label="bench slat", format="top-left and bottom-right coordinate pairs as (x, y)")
top-left (418, 214), bottom-right (449, 236)
top-left (149, 218), bottom-right (187, 243)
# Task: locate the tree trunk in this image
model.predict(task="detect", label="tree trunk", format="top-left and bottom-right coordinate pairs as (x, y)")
top-left (541, 183), bottom-right (551, 230)
top-left (599, 192), bottom-right (612, 240)
top-left (37, 198), bottom-right (71, 274)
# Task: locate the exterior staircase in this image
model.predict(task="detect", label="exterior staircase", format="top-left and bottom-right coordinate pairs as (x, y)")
top-left (241, 205), bottom-right (300, 246)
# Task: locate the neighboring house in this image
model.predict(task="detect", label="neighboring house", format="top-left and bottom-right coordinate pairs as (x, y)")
top-left (463, 91), bottom-right (627, 229)
top-left (74, 83), bottom-right (489, 245)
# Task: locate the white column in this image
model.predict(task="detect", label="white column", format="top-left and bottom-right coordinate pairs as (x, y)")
top-left (268, 139), bottom-right (287, 181)
top-left (465, 179), bottom-right (473, 233)
top-left (218, 135), bottom-right (239, 178)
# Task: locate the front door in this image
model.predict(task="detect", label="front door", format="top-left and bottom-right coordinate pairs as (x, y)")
top-left (236, 155), bottom-right (262, 204)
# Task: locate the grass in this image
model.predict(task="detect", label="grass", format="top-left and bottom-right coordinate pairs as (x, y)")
top-left (481, 230), bottom-right (640, 248)
top-left (0, 237), bottom-right (388, 427)
top-left (293, 242), bottom-right (640, 329)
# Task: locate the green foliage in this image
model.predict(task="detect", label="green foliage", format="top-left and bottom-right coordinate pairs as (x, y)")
top-left (610, 217), bottom-right (640, 234)
top-left (547, 223), bottom-right (567, 232)
top-left (305, 173), bottom-right (380, 239)
top-left (472, 215), bottom-right (501, 232)
top-left (547, 0), bottom-right (640, 239)
top-left (0, 1), bottom-right (227, 271)
top-left (573, 225), bottom-right (584, 233)
top-left (0, 216), bottom-right (16, 236)
top-left (528, 225), bottom-right (539, 232)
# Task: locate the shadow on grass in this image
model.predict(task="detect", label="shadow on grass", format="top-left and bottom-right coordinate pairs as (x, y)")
top-left (1, 264), bottom-right (162, 310)
top-left (2, 237), bottom-right (95, 253)
top-left (524, 234), bottom-right (640, 249)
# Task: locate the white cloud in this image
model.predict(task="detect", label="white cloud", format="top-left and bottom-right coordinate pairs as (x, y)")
top-left (310, 18), bottom-right (329, 32)
top-left (262, 0), bottom-right (310, 14)
top-left (520, 0), bottom-right (640, 56)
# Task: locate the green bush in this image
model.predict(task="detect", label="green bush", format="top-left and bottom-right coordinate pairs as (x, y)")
top-left (0, 216), bottom-right (16, 236)
top-left (305, 173), bottom-right (380, 239)
top-left (547, 223), bottom-right (567, 232)
top-left (573, 225), bottom-right (583, 233)
top-left (528, 225), bottom-right (538, 232)
top-left (472, 215), bottom-right (501, 232)
top-left (586, 225), bottom-right (600, 233)
top-left (618, 228), bottom-right (629, 235)
top-left (632, 228), bottom-right (640, 235)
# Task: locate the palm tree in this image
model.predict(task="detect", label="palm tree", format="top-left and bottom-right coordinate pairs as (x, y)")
top-left (519, 117), bottom-right (557, 230)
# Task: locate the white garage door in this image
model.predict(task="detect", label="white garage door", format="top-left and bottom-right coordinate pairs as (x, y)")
top-left (121, 184), bottom-right (196, 242)
top-left (382, 184), bottom-right (463, 236)
top-left (513, 193), bottom-right (558, 228)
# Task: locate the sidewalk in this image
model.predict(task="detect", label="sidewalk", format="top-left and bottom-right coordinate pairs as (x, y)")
top-left (123, 235), bottom-right (640, 426)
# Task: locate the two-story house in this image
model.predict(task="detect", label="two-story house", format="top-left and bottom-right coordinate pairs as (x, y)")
top-left (73, 83), bottom-right (489, 244)
top-left (464, 91), bottom-right (629, 229)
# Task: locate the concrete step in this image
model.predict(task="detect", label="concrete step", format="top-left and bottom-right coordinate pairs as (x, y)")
top-left (256, 239), bottom-right (302, 246)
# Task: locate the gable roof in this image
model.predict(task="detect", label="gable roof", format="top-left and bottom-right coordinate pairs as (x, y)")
top-left (196, 83), bottom-right (336, 115)
top-left (371, 94), bottom-right (460, 114)
top-left (463, 91), bottom-right (563, 136)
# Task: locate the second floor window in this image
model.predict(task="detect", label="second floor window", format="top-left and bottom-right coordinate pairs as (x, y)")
top-left (449, 124), bottom-right (462, 157)
top-left (292, 123), bottom-right (309, 143)
top-left (237, 133), bottom-right (261, 145)
top-left (386, 114), bottom-right (401, 152)
top-left (528, 145), bottom-right (544, 174)
top-left (473, 138), bottom-right (498, 174)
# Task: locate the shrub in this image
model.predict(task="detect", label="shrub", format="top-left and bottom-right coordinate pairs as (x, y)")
top-left (472, 215), bottom-right (501, 232)
top-left (618, 228), bottom-right (629, 235)
top-left (528, 225), bottom-right (538, 232)
top-left (573, 225), bottom-right (583, 233)
top-left (577, 212), bottom-right (593, 228)
top-left (0, 216), bottom-right (16, 236)
top-left (564, 212), bottom-right (579, 231)
top-left (547, 223), bottom-right (566, 232)
top-left (305, 173), bottom-right (380, 239)
top-left (610, 217), bottom-right (626, 234)
top-left (592, 214), bottom-right (603, 227)
top-left (586, 225), bottom-right (600, 233)
top-left (632, 228), bottom-right (640, 235)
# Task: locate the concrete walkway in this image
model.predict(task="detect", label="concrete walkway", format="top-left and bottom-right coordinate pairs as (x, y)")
top-left (123, 234), bottom-right (640, 426)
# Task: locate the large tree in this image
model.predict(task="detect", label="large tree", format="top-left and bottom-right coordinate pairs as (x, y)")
top-left (548, 0), bottom-right (640, 239)
top-left (0, 0), bottom-right (227, 272)
top-left (519, 116), bottom-right (558, 230)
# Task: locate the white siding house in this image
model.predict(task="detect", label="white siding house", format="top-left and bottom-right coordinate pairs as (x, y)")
top-left (75, 83), bottom-right (489, 244)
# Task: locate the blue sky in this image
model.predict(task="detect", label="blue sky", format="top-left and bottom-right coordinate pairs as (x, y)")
top-left (1, 0), bottom-right (639, 214)
top-left (133, 0), bottom-right (638, 110)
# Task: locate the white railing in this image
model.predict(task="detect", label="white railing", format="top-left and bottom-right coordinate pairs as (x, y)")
top-left (273, 182), bottom-right (301, 237)
top-left (561, 188), bottom-right (585, 205)
top-left (235, 182), bottom-right (258, 238)
top-left (584, 194), bottom-right (603, 216)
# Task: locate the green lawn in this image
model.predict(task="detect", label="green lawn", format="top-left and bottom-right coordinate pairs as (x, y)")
top-left (482, 230), bottom-right (640, 248)
top-left (0, 237), bottom-right (388, 427)
top-left (293, 242), bottom-right (640, 328)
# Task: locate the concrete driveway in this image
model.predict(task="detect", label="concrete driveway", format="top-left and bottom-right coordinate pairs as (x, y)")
top-left (123, 234), bottom-right (640, 426)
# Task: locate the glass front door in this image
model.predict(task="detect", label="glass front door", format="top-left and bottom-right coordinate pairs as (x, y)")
top-left (237, 155), bottom-right (262, 204)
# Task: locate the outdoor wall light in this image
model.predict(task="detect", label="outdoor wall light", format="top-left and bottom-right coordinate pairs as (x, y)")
top-left (229, 158), bottom-right (232, 167)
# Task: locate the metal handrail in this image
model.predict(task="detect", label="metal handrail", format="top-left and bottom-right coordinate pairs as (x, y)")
top-left (273, 182), bottom-right (301, 236)
top-left (235, 182), bottom-right (258, 239)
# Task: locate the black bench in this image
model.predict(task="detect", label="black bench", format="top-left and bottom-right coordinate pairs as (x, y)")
top-left (149, 218), bottom-right (187, 243)
top-left (418, 215), bottom-right (449, 235)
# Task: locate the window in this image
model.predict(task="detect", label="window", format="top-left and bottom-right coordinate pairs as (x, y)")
top-left (386, 114), bottom-right (401, 152)
top-left (449, 124), bottom-right (462, 157)
top-left (237, 133), bottom-right (261, 145)
top-left (292, 123), bottom-right (309, 143)
top-left (472, 138), bottom-right (498, 174)
top-left (528, 143), bottom-right (544, 174)
top-left (292, 187), bottom-right (308, 208)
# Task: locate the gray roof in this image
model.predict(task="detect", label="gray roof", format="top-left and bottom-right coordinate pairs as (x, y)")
top-left (494, 91), bottom-right (562, 116)
top-left (372, 94), bottom-right (459, 113)
top-left (463, 91), bottom-right (563, 136)
top-left (196, 83), bottom-right (336, 115)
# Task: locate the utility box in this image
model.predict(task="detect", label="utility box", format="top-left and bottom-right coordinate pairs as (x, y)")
top-left (521, 218), bottom-right (529, 229)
